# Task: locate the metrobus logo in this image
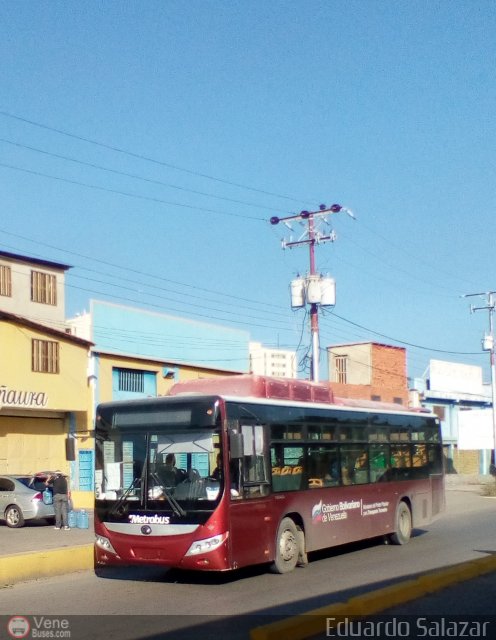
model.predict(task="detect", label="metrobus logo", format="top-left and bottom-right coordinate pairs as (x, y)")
top-left (128, 514), bottom-right (171, 524)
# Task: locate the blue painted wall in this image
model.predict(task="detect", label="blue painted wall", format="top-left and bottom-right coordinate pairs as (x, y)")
top-left (91, 300), bottom-right (250, 373)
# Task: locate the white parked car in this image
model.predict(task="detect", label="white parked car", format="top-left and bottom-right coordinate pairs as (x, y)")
top-left (0, 473), bottom-right (56, 528)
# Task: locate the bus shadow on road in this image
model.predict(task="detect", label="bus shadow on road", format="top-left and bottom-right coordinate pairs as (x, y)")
top-left (93, 530), bottom-right (429, 586)
top-left (299, 529), bottom-right (428, 564)
top-left (94, 562), bottom-right (269, 585)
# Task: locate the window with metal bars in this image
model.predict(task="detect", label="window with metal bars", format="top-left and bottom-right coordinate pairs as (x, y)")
top-left (335, 355), bottom-right (348, 384)
top-left (31, 270), bottom-right (57, 305)
top-left (118, 368), bottom-right (145, 393)
top-left (0, 265), bottom-right (12, 297)
top-left (32, 339), bottom-right (59, 374)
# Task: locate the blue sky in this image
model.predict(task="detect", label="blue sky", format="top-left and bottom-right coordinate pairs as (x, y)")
top-left (1, 1), bottom-right (495, 381)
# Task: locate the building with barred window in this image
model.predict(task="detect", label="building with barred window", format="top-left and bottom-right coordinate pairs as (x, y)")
top-left (327, 342), bottom-right (409, 405)
top-left (0, 250), bottom-right (93, 506)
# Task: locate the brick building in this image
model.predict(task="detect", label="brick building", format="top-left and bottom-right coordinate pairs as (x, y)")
top-left (327, 342), bottom-right (409, 405)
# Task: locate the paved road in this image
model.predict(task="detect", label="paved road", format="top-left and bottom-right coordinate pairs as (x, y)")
top-left (1, 480), bottom-right (495, 640)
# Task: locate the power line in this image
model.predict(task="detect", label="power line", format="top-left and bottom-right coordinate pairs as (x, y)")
top-left (0, 161), bottom-right (265, 221)
top-left (0, 231), bottom-right (482, 361)
top-left (0, 229), bottom-right (284, 310)
top-left (358, 218), bottom-right (483, 292)
top-left (0, 110), bottom-right (312, 205)
top-left (67, 282), bottom-right (296, 333)
top-left (337, 234), bottom-right (462, 299)
top-left (0, 136), bottom-right (284, 213)
top-left (66, 272), bottom-right (291, 326)
top-left (325, 311), bottom-right (482, 356)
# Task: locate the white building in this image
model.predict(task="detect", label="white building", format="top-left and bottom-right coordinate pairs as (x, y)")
top-left (0, 250), bottom-right (70, 331)
top-left (249, 342), bottom-right (297, 379)
top-left (411, 359), bottom-right (493, 474)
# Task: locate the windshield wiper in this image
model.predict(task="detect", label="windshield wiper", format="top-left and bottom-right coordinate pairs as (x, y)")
top-left (109, 477), bottom-right (141, 516)
top-left (163, 487), bottom-right (187, 518)
top-left (149, 472), bottom-right (186, 517)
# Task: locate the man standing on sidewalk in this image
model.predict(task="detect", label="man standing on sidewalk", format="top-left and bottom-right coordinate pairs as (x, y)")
top-left (46, 471), bottom-right (71, 530)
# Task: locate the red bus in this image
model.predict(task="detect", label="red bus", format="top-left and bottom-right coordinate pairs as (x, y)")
top-left (94, 375), bottom-right (445, 574)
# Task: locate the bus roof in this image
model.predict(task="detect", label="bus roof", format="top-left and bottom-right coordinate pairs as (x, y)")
top-left (168, 374), bottom-right (429, 414)
top-left (169, 374), bottom-right (333, 403)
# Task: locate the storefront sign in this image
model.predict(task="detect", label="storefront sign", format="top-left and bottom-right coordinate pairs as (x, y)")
top-left (0, 385), bottom-right (48, 408)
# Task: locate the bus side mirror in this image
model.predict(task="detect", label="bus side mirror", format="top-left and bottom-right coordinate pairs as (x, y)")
top-left (229, 433), bottom-right (244, 459)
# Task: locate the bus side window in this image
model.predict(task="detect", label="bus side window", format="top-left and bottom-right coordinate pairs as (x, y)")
top-left (307, 447), bottom-right (339, 488)
top-left (412, 444), bottom-right (427, 467)
top-left (353, 448), bottom-right (369, 485)
top-left (237, 424), bottom-right (269, 498)
top-left (370, 444), bottom-right (390, 482)
top-left (391, 444), bottom-right (411, 468)
top-left (340, 445), bottom-right (370, 485)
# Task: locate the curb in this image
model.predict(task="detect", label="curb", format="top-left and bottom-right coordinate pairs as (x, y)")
top-left (249, 555), bottom-right (496, 640)
top-left (0, 544), bottom-right (94, 587)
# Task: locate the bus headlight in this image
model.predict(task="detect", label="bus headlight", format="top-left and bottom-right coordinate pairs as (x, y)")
top-left (95, 535), bottom-right (117, 555)
top-left (185, 532), bottom-right (228, 556)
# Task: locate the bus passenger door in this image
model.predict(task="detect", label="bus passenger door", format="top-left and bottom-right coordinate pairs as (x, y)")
top-left (228, 424), bottom-right (273, 569)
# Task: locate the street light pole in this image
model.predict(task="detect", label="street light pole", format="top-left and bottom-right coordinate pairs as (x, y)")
top-left (463, 291), bottom-right (496, 469)
top-left (308, 213), bottom-right (320, 382)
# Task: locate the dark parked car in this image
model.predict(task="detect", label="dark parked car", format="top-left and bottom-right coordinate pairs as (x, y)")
top-left (0, 473), bottom-right (56, 528)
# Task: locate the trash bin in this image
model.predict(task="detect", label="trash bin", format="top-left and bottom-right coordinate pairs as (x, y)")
top-left (76, 509), bottom-right (89, 529)
top-left (68, 510), bottom-right (77, 529)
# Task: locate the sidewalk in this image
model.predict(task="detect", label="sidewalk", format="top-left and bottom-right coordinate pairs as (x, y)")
top-left (0, 511), bottom-right (94, 586)
top-left (444, 473), bottom-right (495, 492)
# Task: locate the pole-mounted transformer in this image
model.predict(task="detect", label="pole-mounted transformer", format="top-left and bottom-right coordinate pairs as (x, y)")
top-left (291, 275), bottom-right (336, 308)
top-left (271, 204), bottom-right (355, 382)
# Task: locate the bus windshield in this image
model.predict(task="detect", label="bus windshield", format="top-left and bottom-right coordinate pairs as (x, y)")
top-left (95, 400), bottom-right (224, 514)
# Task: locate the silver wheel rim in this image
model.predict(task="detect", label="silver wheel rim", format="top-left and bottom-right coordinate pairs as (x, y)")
top-left (399, 508), bottom-right (410, 538)
top-left (279, 529), bottom-right (298, 563)
top-left (7, 509), bottom-right (19, 525)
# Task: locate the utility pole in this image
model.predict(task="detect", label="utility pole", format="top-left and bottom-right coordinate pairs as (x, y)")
top-left (270, 204), bottom-right (355, 382)
top-left (463, 291), bottom-right (496, 468)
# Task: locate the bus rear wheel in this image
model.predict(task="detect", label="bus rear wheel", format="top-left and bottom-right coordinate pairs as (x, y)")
top-left (270, 517), bottom-right (299, 574)
top-left (389, 501), bottom-right (412, 545)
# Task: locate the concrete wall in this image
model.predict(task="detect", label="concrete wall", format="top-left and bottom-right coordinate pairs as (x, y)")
top-left (0, 254), bottom-right (67, 330)
top-left (329, 343), bottom-right (372, 385)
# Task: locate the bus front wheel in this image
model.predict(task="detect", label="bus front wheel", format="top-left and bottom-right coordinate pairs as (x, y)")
top-left (389, 501), bottom-right (412, 545)
top-left (270, 517), bottom-right (299, 574)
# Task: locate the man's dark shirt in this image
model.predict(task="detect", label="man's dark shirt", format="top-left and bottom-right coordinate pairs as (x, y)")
top-left (50, 475), bottom-right (68, 496)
